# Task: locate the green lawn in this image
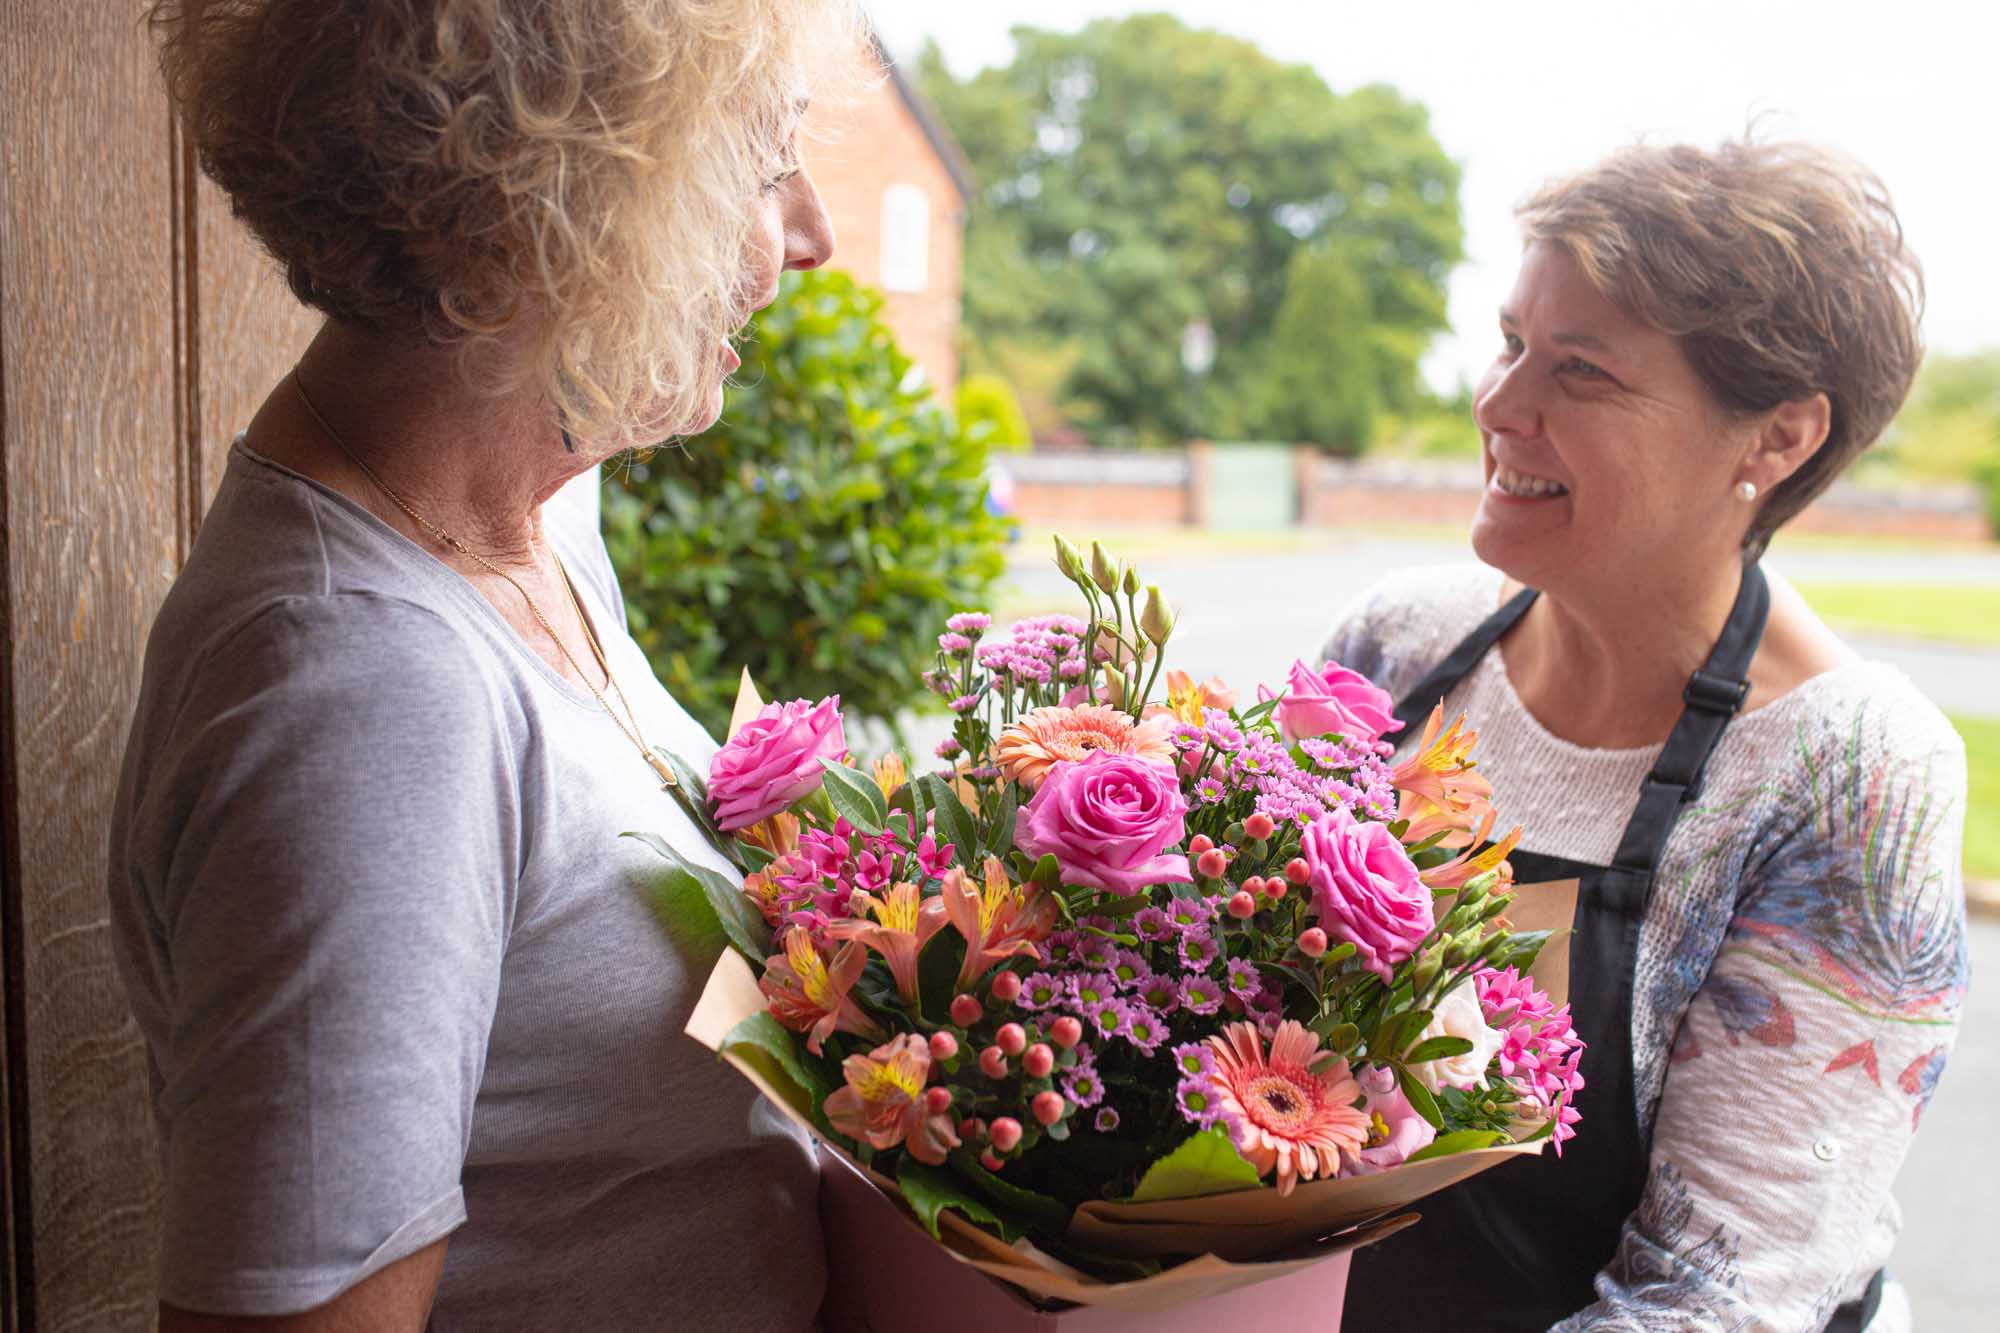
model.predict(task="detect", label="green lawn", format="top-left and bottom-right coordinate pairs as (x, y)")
top-left (1793, 582), bottom-right (2000, 648)
top-left (1952, 714), bottom-right (2000, 883)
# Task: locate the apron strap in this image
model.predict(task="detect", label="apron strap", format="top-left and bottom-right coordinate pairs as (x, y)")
top-left (1608, 564), bottom-right (1770, 878)
top-left (1391, 586), bottom-right (1539, 732)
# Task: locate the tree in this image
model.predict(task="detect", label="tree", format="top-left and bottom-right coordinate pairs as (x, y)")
top-left (919, 16), bottom-right (1463, 447)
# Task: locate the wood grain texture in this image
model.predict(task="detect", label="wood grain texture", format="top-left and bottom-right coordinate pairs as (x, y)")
top-left (192, 173), bottom-right (318, 517)
top-left (1, 1), bottom-right (179, 1328)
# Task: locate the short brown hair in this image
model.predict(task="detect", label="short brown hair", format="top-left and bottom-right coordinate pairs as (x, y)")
top-left (152, 0), bottom-right (864, 442)
top-left (1516, 137), bottom-right (1925, 557)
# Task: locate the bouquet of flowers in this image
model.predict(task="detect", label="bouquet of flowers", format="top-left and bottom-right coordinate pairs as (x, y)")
top-left (660, 537), bottom-right (1583, 1319)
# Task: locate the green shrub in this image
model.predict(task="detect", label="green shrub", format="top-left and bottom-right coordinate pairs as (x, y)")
top-left (956, 372), bottom-right (1033, 451)
top-left (603, 269), bottom-right (1010, 740)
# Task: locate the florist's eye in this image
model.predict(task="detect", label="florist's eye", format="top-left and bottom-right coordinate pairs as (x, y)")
top-left (1558, 356), bottom-right (1610, 381)
top-left (1499, 331), bottom-right (1525, 360)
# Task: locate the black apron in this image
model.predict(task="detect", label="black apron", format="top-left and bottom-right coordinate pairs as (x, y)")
top-left (1340, 565), bottom-right (1883, 1331)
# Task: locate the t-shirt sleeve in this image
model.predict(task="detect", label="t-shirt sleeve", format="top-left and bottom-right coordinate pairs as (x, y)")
top-left (129, 594), bottom-right (518, 1315)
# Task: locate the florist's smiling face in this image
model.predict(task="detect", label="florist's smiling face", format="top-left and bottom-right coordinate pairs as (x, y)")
top-left (1469, 241), bottom-right (1751, 596)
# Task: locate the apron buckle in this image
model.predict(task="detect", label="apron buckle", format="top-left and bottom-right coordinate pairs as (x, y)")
top-left (1682, 668), bottom-right (1749, 715)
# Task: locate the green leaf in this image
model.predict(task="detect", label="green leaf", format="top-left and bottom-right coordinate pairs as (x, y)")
top-left (1127, 1128), bottom-right (1262, 1203)
top-left (985, 783), bottom-right (1019, 857)
top-left (738, 841), bottom-right (777, 874)
top-left (1029, 853), bottom-right (1063, 889)
top-left (948, 1149), bottom-right (1072, 1234)
top-left (626, 832), bottom-right (771, 962)
top-left (921, 774), bottom-right (979, 866)
top-left (1403, 1035), bottom-right (1475, 1064)
top-left (1406, 1128), bottom-right (1506, 1163)
top-left (719, 1010), bottom-right (832, 1132)
top-left (916, 927), bottom-right (965, 1022)
top-left (1398, 1066), bottom-right (1445, 1130)
top-left (818, 757), bottom-right (887, 834)
top-left (896, 1160), bottom-right (1023, 1241)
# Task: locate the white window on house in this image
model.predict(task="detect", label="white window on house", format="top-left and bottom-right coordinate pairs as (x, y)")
top-left (879, 183), bottom-right (930, 293)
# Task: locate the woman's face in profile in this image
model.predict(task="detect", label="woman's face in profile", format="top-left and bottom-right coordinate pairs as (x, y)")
top-left (1468, 242), bottom-right (1746, 593)
top-left (679, 140), bottom-right (834, 435)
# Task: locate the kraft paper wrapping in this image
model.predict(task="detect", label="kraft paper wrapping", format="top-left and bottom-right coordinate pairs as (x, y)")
top-left (686, 873), bottom-right (1576, 1308)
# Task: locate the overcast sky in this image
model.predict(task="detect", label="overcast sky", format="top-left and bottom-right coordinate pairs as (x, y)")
top-left (866, 0), bottom-right (1998, 393)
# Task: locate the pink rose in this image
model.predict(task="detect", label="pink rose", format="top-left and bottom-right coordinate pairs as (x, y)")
top-left (1015, 752), bottom-right (1193, 897)
top-left (1342, 1064), bottom-right (1437, 1175)
top-left (708, 696), bottom-right (848, 831)
top-left (1299, 809), bottom-right (1432, 980)
top-left (1274, 659), bottom-right (1403, 745)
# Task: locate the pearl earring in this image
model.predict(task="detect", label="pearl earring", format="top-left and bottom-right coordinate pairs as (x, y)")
top-left (1735, 480), bottom-right (1758, 503)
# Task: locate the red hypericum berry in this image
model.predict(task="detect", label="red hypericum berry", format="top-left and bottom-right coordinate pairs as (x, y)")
top-left (1285, 857), bottom-right (1311, 885)
top-left (1050, 1016), bottom-right (1083, 1049)
top-left (1189, 834), bottom-right (1215, 856)
top-left (1298, 927), bottom-right (1329, 958)
top-left (1196, 848), bottom-right (1228, 878)
top-left (1023, 1043), bottom-right (1055, 1077)
top-left (979, 1045), bottom-right (1009, 1078)
top-left (923, 1086), bottom-right (953, 1114)
top-left (1263, 875), bottom-right (1290, 901)
top-left (1226, 890), bottom-right (1256, 919)
top-left (989, 1117), bottom-right (1023, 1152)
top-left (1244, 812), bottom-right (1276, 841)
top-left (1032, 1091), bottom-right (1065, 1126)
top-left (991, 970), bottom-right (1023, 1003)
top-left (950, 993), bottom-right (983, 1026)
top-left (979, 1149), bottom-right (1006, 1171)
top-left (996, 1022), bottom-right (1027, 1056)
top-left (928, 1030), bottom-right (959, 1061)
top-left (1239, 875), bottom-right (1266, 897)
top-left (959, 1116), bottom-right (986, 1141)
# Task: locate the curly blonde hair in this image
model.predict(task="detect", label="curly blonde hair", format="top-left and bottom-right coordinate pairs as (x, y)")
top-left (1516, 137), bottom-right (1925, 557)
top-left (152, 0), bottom-right (866, 442)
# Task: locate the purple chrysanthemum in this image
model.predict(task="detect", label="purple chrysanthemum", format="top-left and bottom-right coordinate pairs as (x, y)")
top-left (1175, 1076), bottom-right (1223, 1128)
top-left (1179, 976), bottom-right (1223, 1015)
top-left (1170, 1041), bottom-right (1217, 1081)
top-left (1067, 971), bottom-right (1120, 1011)
top-left (1178, 929), bottom-right (1220, 971)
top-left (1121, 1005), bottom-right (1167, 1054)
top-left (1017, 972), bottom-right (1065, 1011)
top-left (1133, 906), bottom-right (1173, 942)
top-left (1094, 1107), bottom-right (1121, 1132)
top-left (1061, 1061), bottom-right (1106, 1109)
top-left (946, 612), bottom-right (991, 634)
top-left (1225, 958), bottom-right (1262, 1000)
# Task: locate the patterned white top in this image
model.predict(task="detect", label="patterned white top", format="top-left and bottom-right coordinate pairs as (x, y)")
top-left (1319, 563), bottom-right (1969, 1332)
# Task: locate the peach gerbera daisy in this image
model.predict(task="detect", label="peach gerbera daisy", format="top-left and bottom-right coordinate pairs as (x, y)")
top-left (995, 704), bottom-right (1175, 789)
top-left (1207, 1021), bottom-right (1371, 1196)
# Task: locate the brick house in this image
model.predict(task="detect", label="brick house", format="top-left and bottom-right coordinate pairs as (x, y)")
top-left (802, 48), bottom-right (974, 395)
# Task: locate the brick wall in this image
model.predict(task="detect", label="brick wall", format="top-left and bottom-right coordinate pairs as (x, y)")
top-left (803, 70), bottom-right (966, 396)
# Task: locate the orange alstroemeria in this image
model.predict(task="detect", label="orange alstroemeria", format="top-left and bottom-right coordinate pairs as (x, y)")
top-left (941, 856), bottom-right (1059, 989)
top-left (740, 812), bottom-right (802, 857)
top-left (760, 930), bottom-right (880, 1055)
top-left (826, 881), bottom-right (948, 1005)
top-left (1392, 704), bottom-right (1496, 847)
top-left (1164, 669), bottom-right (1240, 725)
top-left (824, 1033), bottom-right (961, 1165)
top-left (1419, 807), bottom-right (1523, 890)
top-left (871, 753), bottom-right (908, 800)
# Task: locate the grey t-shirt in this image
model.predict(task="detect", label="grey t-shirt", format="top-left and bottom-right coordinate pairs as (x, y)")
top-left (107, 445), bottom-right (823, 1330)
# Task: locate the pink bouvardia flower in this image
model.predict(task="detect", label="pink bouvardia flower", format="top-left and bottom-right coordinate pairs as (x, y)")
top-left (709, 696), bottom-right (848, 831)
top-left (1271, 659), bottom-right (1404, 746)
top-left (1343, 1064), bottom-right (1437, 1175)
top-left (1205, 1021), bottom-right (1370, 1196)
top-left (824, 1034), bottom-right (961, 1165)
top-left (759, 931), bottom-right (879, 1055)
top-left (1015, 751), bottom-right (1194, 897)
top-left (1476, 965), bottom-right (1587, 1154)
top-left (1299, 809), bottom-right (1432, 981)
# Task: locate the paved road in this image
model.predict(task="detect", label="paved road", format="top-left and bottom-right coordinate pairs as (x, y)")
top-left (997, 528), bottom-right (2000, 721)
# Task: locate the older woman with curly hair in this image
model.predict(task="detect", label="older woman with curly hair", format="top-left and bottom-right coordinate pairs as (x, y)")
top-left (1320, 139), bottom-right (1968, 1330)
top-left (107, 3), bottom-right (863, 1329)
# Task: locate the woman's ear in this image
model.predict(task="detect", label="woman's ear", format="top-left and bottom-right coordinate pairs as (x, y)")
top-left (1743, 392), bottom-right (1832, 492)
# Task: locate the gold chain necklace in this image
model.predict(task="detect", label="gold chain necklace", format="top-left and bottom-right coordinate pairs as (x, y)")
top-left (290, 368), bottom-right (678, 792)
